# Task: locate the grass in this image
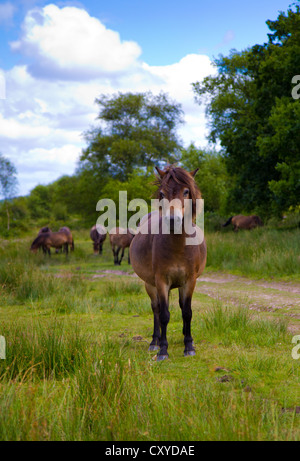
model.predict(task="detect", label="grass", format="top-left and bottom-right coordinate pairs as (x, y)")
top-left (0, 228), bottom-right (299, 440)
top-left (205, 227), bottom-right (300, 280)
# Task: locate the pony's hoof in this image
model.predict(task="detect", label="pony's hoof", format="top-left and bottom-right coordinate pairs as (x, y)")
top-left (184, 350), bottom-right (196, 357)
top-left (149, 345), bottom-right (160, 352)
top-left (157, 354), bottom-right (169, 361)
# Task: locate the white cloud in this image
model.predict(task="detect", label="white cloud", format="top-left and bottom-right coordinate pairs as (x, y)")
top-left (10, 4), bottom-right (142, 80)
top-left (1, 4), bottom-right (216, 196)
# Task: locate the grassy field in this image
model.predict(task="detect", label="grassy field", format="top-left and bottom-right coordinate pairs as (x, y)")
top-left (0, 227), bottom-right (299, 441)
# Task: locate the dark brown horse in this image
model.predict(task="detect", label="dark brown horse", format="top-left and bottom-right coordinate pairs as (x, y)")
top-left (130, 166), bottom-right (207, 360)
top-left (90, 225), bottom-right (106, 255)
top-left (109, 227), bottom-right (136, 265)
top-left (223, 215), bottom-right (263, 232)
top-left (30, 231), bottom-right (70, 255)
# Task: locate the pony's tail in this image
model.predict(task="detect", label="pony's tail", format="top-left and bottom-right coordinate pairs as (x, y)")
top-left (71, 239), bottom-right (75, 251)
top-left (223, 216), bottom-right (233, 227)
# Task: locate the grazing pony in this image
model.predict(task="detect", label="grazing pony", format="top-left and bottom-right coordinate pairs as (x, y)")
top-left (90, 225), bottom-right (106, 255)
top-left (130, 166), bottom-right (207, 360)
top-left (109, 227), bottom-right (136, 265)
top-left (223, 215), bottom-right (263, 232)
top-left (30, 231), bottom-right (70, 255)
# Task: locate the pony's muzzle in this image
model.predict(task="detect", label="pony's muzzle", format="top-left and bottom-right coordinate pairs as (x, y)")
top-left (163, 215), bottom-right (183, 233)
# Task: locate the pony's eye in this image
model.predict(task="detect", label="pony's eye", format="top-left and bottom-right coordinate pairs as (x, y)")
top-left (183, 189), bottom-right (189, 197)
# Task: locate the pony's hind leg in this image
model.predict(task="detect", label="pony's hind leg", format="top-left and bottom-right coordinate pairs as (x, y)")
top-left (179, 280), bottom-right (196, 357)
top-left (145, 283), bottom-right (160, 352)
top-left (113, 246), bottom-right (120, 265)
top-left (118, 247), bottom-right (125, 265)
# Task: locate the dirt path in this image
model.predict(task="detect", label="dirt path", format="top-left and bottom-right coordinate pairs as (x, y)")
top-left (88, 269), bottom-right (300, 331)
top-left (196, 272), bottom-right (300, 332)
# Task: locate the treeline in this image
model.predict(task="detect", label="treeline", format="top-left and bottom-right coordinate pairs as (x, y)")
top-left (0, 145), bottom-right (230, 236)
top-left (1, 5), bottom-right (299, 236)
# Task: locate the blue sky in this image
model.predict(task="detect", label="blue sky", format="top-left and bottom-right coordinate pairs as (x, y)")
top-left (1, 0), bottom-right (294, 68)
top-left (0, 0), bottom-right (296, 195)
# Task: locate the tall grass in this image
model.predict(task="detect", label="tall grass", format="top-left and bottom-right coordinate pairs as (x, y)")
top-left (197, 303), bottom-right (288, 347)
top-left (0, 239), bottom-right (87, 306)
top-left (205, 228), bottom-right (300, 279)
top-left (0, 321), bottom-right (297, 441)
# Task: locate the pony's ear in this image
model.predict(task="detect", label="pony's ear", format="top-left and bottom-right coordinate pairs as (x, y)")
top-left (189, 168), bottom-right (199, 178)
top-left (155, 167), bottom-right (166, 178)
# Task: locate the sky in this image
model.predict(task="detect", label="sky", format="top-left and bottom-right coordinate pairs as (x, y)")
top-left (0, 0), bottom-right (296, 196)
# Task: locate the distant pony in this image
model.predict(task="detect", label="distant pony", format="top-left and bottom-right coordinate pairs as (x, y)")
top-left (30, 231), bottom-right (70, 255)
top-left (90, 225), bottom-right (106, 255)
top-left (223, 215), bottom-right (263, 232)
top-left (109, 227), bottom-right (136, 265)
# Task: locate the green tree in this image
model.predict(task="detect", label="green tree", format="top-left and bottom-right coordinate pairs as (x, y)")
top-left (192, 3), bottom-right (300, 216)
top-left (27, 184), bottom-right (53, 220)
top-left (0, 153), bottom-right (18, 231)
top-left (181, 144), bottom-right (229, 213)
top-left (80, 91), bottom-right (184, 181)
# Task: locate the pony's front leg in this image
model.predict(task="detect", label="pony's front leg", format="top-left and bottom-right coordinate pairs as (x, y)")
top-left (145, 283), bottom-right (160, 351)
top-left (156, 281), bottom-right (170, 360)
top-left (179, 280), bottom-right (196, 357)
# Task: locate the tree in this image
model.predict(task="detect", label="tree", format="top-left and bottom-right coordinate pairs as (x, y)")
top-left (181, 144), bottom-right (229, 214)
top-left (27, 184), bottom-right (53, 220)
top-left (80, 91), bottom-right (184, 181)
top-left (192, 4), bottom-right (300, 216)
top-left (0, 153), bottom-right (18, 231)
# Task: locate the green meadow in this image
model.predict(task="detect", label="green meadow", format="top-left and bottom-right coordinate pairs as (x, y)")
top-left (0, 228), bottom-right (299, 441)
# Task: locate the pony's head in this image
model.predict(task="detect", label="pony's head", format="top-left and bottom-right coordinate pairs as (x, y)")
top-left (154, 165), bottom-right (201, 231)
top-left (30, 234), bottom-right (44, 252)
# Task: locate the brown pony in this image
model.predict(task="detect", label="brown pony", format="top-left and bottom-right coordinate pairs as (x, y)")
top-left (90, 225), bottom-right (107, 254)
top-left (109, 227), bottom-right (136, 265)
top-left (59, 226), bottom-right (74, 251)
top-left (130, 166), bottom-right (207, 360)
top-left (223, 215), bottom-right (263, 232)
top-left (30, 231), bottom-right (70, 255)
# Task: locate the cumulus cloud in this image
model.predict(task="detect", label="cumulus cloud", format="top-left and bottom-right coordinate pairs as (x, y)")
top-left (1, 4), bottom-right (216, 195)
top-left (10, 4), bottom-right (142, 80)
